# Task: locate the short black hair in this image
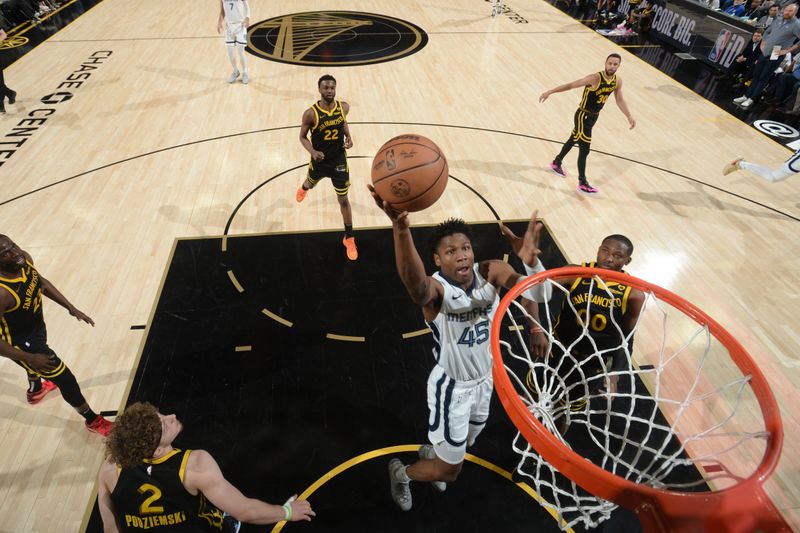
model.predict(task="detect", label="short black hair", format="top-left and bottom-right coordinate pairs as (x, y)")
top-left (607, 53), bottom-right (622, 61)
top-left (429, 218), bottom-right (473, 257)
top-left (602, 234), bottom-right (634, 256)
top-left (318, 74), bottom-right (336, 87)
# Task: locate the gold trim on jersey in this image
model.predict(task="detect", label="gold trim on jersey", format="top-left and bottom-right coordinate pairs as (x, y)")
top-left (145, 448), bottom-right (183, 465)
top-left (0, 264), bottom-right (28, 283)
top-left (179, 449), bottom-right (192, 483)
top-left (0, 283), bottom-right (21, 312)
top-left (0, 317), bottom-right (13, 345)
top-left (313, 100), bottom-right (339, 118)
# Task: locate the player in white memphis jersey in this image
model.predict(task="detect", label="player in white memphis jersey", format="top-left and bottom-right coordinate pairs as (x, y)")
top-left (369, 187), bottom-right (548, 512)
top-left (217, 0), bottom-right (251, 84)
top-left (723, 147), bottom-right (800, 183)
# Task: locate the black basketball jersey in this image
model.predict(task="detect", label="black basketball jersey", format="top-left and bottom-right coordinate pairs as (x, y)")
top-left (310, 100), bottom-right (346, 162)
top-left (110, 449), bottom-right (224, 532)
top-left (0, 261), bottom-right (44, 345)
top-left (553, 262), bottom-right (633, 355)
top-left (578, 71), bottom-right (618, 113)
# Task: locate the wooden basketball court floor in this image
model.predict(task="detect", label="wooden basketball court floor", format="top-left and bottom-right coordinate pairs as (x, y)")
top-left (0, 0), bottom-right (798, 531)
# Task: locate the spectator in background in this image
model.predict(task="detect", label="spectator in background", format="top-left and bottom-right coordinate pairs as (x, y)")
top-left (757, 3), bottom-right (781, 26)
top-left (765, 55), bottom-right (800, 104)
top-left (731, 28), bottom-right (764, 86)
top-left (734, 3), bottom-right (800, 108)
top-left (0, 28), bottom-right (18, 114)
top-left (726, 0), bottom-right (748, 17)
top-left (743, 0), bottom-right (765, 17)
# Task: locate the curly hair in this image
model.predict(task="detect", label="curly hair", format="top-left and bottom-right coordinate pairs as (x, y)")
top-left (105, 402), bottom-right (162, 469)
top-left (428, 218), bottom-right (473, 257)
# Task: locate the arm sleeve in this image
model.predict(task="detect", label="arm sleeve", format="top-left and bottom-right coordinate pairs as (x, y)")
top-left (521, 259), bottom-right (553, 302)
top-left (243, 0), bottom-right (251, 17)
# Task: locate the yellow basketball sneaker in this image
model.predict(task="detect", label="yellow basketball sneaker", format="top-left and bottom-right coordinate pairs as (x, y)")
top-left (343, 236), bottom-right (358, 260)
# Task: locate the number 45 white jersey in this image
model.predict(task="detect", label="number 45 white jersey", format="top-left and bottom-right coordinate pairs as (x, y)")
top-left (223, 0), bottom-right (249, 24)
top-left (428, 264), bottom-right (499, 382)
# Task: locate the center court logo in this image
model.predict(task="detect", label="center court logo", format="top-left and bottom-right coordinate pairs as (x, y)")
top-left (247, 11), bottom-right (428, 66)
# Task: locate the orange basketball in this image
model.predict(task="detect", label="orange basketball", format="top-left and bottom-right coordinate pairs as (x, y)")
top-left (371, 134), bottom-right (448, 212)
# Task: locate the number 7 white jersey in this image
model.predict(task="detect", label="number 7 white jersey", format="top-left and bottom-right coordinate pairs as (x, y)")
top-left (223, 0), bottom-right (249, 24)
top-left (428, 264), bottom-right (499, 382)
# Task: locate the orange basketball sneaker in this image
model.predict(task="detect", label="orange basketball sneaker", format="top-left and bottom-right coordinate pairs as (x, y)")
top-left (343, 236), bottom-right (358, 260)
top-left (296, 186), bottom-right (308, 203)
top-left (27, 379), bottom-right (58, 404)
top-left (86, 415), bottom-right (113, 437)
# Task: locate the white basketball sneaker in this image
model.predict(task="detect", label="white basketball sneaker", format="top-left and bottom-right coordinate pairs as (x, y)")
top-left (228, 70), bottom-right (240, 84)
top-left (388, 459), bottom-right (412, 511)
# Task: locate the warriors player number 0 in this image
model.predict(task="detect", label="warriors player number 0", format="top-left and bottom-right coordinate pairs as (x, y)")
top-left (576, 308), bottom-right (608, 332)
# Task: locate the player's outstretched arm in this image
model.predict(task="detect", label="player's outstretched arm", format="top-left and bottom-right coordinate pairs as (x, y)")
top-left (185, 450), bottom-right (315, 524)
top-left (368, 185), bottom-right (443, 310)
top-left (614, 78), bottom-right (636, 129)
top-left (482, 260), bottom-right (548, 358)
top-left (217, 0), bottom-right (225, 33)
top-left (500, 210), bottom-right (552, 302)
top-left (539, 73), bottom-right (599, 103)
top-left (39, 275), bottom-right (95, 326)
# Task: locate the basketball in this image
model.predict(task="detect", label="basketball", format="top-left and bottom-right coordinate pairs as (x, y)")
top-left (370, 134), bottom-right (448, 212)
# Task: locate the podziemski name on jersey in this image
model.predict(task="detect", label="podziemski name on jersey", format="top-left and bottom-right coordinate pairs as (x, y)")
top-left (447, 305), bottom-right (493, 323)
top-left (247, 11), bottom-right (428, 66)
top-left (0, 51), bottom-right (112, 169)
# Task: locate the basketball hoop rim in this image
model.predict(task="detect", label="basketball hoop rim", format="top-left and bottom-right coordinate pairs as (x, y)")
top-left (491, 266), bottom-right (784, 519)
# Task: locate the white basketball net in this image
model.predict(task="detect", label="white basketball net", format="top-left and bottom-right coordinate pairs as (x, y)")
top-left (498, 274), bottom-right (771, 530)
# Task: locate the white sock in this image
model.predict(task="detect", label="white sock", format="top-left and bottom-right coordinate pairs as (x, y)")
top-left (236, 44), bottom-right (248, 75)
top-left (226, 43), bottom-right (238, 71)
top-left (395, 464), bottom-right (411, 483)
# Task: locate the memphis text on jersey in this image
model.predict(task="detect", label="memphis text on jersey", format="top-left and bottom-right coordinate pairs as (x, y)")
top-left (123, 510), bottom-right (188, 529)
top-left (446, 303), bottom-right (493, 323)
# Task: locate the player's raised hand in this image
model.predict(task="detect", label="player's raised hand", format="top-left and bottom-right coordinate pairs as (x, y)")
top-left (539, 91), bottom-right (550, 103)
top-left (529, 329), bottom-right (548, 359)
top-left (69, 306), bottom-right (95, 327)
top-left (368, 184), bottom-right (409, 229)
top-left (500, 210), bottom-right (542, 267)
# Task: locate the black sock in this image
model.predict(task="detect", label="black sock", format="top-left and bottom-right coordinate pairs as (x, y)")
top-left (344, 224), bottom-right (354, 238)
top-left (78, 406), bottom-right (98, 423)
top-left (28, 379), bottom-right (43, 393)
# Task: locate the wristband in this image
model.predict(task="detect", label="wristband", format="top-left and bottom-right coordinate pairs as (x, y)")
top-left (283, 503), bottom-right (292, 521)
top-left (523, 259), bottom-right (545, 276)
top-left (530, 326), bottom-right (544, 334)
